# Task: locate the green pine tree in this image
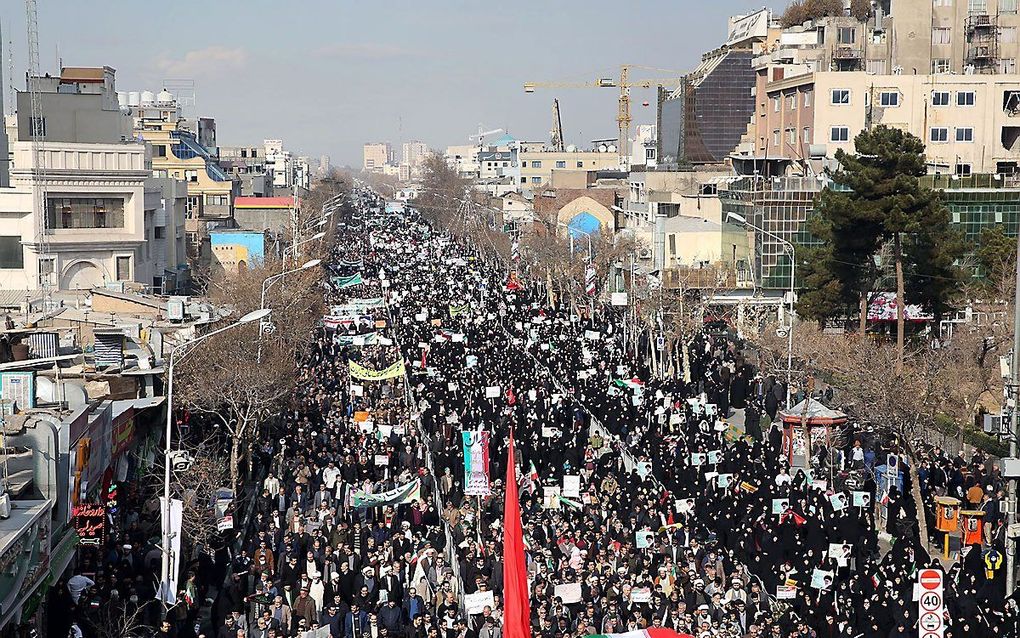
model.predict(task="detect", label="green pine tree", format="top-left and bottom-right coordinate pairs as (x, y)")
top-left (797, 126), bottom-right (963, 368)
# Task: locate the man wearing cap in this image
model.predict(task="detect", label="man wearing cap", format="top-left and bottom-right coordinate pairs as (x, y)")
top-left (293, 586), bottom-right (318, 628)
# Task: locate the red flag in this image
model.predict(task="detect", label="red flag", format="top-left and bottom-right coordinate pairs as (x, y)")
top-left (503, 429), bottom-right (531, 638)
top-left (507, 386), bottom-right (517, 406)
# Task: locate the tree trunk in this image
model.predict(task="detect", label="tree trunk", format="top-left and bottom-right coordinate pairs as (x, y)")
top-left (230, 436), bottom-right (241, 496)
top-left (859, 291), bottom-right (869, 334)
top-left (894, 233), bottom-right (905, 375)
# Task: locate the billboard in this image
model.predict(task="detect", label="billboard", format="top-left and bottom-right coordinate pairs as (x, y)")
top-left (726, 8), bottom-right (769, 46)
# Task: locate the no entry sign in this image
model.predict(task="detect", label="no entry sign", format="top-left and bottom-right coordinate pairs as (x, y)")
top-left (916, 569), bottom-right (944, 638)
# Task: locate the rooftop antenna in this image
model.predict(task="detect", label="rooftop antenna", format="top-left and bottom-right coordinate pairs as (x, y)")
top-left (26, 0), bottom-right (52, 298)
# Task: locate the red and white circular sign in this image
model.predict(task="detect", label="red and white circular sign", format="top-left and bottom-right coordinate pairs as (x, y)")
top-left (920, 569), bottom-right (943, 590)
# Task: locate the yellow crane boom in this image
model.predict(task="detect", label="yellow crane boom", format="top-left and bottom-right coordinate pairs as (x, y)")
top-left (524, 64), bottom-right (683, 167)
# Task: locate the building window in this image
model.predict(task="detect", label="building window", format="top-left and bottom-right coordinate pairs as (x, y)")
top-left (1003, 0), bottom-right (1018, 13)
top-left (520, 177), bottom-right (526, 184)
top-left (240, 149), bottom-right (248, 158)
top-left (788, 94), bottom-right (796, 110)
top-left (867, 59), bottom-right (888, 74)
top-left (555, 160), bottom-right (566, 168)
top-left (930, 127), bottom-right (950, 142)
top-left (831, 89), bottom-right (850, 105)
top-left (645, 148), bottom-right (656, 160)
top-left (956, 126), bottom-right (975, 142)
top-left (1003, 27), bottom-right (1018, 43)
top-left (38, 258), bottom-right (53, 286)
top-left (531, 161), bottom-right (541, 168)
top-left (957, 91), bottom-right (976, 106)
top-left (1000, 58), bottom-right (1017, 73)
top-left (803, 127), bottom-right (812, 143)
top-left (206, 195), bottom-right (229, 207)
top-left (46, 197), bottom-right (125, 229)
top-left (830, 126), bottom-right (850, 142)
top-left (185, 169), bottom-right (198, 182)
top-left (956, 163), bottom-right (973, 176)
top-left (773, 97), bottom-right (781, 112)
top-left (0, 237), bottom-right (23, 269)
top-left (803, 90), bottom-right (812, 107)
top-left (968, 0), bottom-right (987, 12)
top-left (186, 196), bottom-right (201, 218)
top-left (932, 27), bottom-right (952, 45)
top-left (932, 59), bottom-right (952, 74)
top-left (531, 177), bottom-right (541, 184)
top-left (28, 117), bottom-right (46, 138)
top-left (116, 256), bottom-right (131, 281)
top-left (576, 161), bottom-right (583, 168)
top-left (879, 91), bottom-right (900, 107)
top-left (154, 226), bottom-right (166, 239)
top-left (837, 27), bottom-right (856, 45)
top-left (934, 0), bottom-right (952, 6)
top-left (786, 128), bottom-right (796, 144)
top-left (773, 130), bottom-right (780, 146)
top-left (154, 145), bottom-right (167, 157)
top-left (932, 91), bottom-right (951, 106)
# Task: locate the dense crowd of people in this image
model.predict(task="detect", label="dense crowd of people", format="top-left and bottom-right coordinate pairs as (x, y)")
top-left (161, 188), bottom-right (1020, 638)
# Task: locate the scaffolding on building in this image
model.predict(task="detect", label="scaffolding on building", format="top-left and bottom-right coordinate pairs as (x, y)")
top-left (966, 13), bottom-right (999, 73)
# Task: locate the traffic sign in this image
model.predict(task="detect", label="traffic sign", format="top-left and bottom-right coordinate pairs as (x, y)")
top-left (919, 612), bottom-right (942, 631)
top-left (919, 569), bottom-right (942, 590)
top-left (919, 591), bottom-right (941, 611)
top-left (916, 569), bottom-right (944, 638)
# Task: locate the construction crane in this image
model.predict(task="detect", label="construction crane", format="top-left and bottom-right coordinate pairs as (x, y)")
top-left (524, 64), bottom-right (684, 167)
top-left (550, 99), bottom-right (564, 152)
top-left (469, 124), bottom-right (503, 149)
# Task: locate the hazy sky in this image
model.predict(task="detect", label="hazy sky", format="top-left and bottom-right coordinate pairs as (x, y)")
top-left (1, 1), bottom-right (772, 166)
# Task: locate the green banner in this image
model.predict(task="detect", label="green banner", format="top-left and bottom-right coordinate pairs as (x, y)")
top-left (449, 304), bottom-right (470, 317)
top-left (332, 274), bottom-right (363, 289)
top-left (352, 479), bottom-right (421, 509)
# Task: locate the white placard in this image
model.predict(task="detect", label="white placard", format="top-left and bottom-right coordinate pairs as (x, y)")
top-left (553, 583), bottom-right (582, 605)
top-left (485, 386), bottom-right (500, 399)
top-left (351, 384), bottom-right (364, 397)
top-left (464, 591), bottom-right (495, 615)
top-left (563, 475), bottom-right (581, 498)
top-left (374, 454), bottom-right (389, 466)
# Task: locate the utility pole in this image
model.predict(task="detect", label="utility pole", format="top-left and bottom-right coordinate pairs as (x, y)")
top-left (1008, 231), bottom-right (1020, 596)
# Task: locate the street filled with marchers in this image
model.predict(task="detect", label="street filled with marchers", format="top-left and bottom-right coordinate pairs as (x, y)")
top-left (95, 187), bottom-right (1009, 638)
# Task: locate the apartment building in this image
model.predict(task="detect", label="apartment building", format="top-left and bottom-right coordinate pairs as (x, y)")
top-left (130, 93), bottom-right (238, 262)
top-left (752, 71), bottom-right (1020, 176)
top-left (518, 151), bottom-right (619, 188)
top-left (402, 141), bottom-right (428, 169)
top-left (363, 142), bottom-right (392, 172)
top-left (218, 144), bottom-right (274, 197)
top-left (0, 67), bottom-right (188, 293)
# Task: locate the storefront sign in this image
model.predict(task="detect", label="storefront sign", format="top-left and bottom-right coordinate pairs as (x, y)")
top-left (72, 502), bottom-right (106, 546)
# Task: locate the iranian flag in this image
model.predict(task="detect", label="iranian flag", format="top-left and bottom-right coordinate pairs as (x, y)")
top-left (589, 630), bottom-right (693, 638)
top-left (613, 377), bottom-right (645, 391)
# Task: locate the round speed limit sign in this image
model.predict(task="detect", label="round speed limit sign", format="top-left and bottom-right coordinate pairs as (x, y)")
top-left (920, 591), bottom-right (942, 611)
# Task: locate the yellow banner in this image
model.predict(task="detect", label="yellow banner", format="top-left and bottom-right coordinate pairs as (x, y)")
top-left (349, 360), bottom-right (406, 381)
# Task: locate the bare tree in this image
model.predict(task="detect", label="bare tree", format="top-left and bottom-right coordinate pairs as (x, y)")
top-left (175, 259), bottom-right (323, 492)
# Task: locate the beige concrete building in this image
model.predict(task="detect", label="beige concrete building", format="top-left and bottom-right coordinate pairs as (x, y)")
top-left (518, 151), bottom-right (619, 188)
top-left (750, 70), bottom-right (1020, 175)
top-left (890, 0), bottom-right (1020, 75)
top-left (363, 142), bottom-right (392, 172)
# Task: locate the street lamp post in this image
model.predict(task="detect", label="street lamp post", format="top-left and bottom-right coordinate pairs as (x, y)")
top-left (727, 212), bottom-right (796, 407)
top-left (284, 231), bottom-right (326, 264)
top-left (257, 259), bottom-right (322, 362)
top-left (158, 308), bottom-right (271, 605)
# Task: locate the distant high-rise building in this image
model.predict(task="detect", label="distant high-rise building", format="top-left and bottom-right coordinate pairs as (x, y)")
top-left (402, 141), bottom-right (428, 168)
top-left (363, 142), bottom-right (392, 172)
top-left (319, 154), bottom-right (330, 174)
